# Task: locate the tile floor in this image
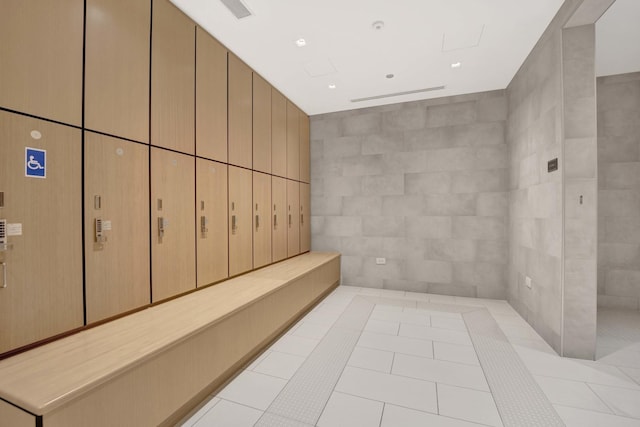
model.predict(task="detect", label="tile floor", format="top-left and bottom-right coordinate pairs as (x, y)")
top-left (178, 286), bottom-right (640, 427)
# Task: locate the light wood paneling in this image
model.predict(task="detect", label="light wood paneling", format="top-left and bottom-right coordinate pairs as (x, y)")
top-left (0, 0), bottom-right (83, 126)
top-left (85, 133), bottom-right (150, 324)
top-left (272, 176), bottom-right (287, 262)
top-left (0, 252), bottom-right (339, 425)
top-left (196, 28), bottom-right (227, 162)
top-left (85, 0), bottom-right (150, 143)
top-left (299, 113), bottom-right (310, 183)
top-left (253, 172), bottom-right (272, 269)
top-left (151, 0), bottom-right (195, 154)
top-left (151, 147), bottom-right (196, 302)
top-left (300, 183), bottom-right (311, 253)
top-left (196, 159), bottom-right (228, 287)
top-left (0, 400), bottom-right (34, 427)
top-left (228, 54), bottom-right (252, 169)
top-left (229, 166), bottom-right (252, 276)
top-left (0, 111), bottom-right (83, 355)
top-left (287, 180), bottom-right (300, 257)
top-left (271, 90), bottom-right (287, 177)
top-left (253, 74), bottom-right (272, 174)
top-left (286, 101), bottom-right (300, 180)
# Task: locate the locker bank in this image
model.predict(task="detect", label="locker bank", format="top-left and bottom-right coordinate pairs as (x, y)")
top-left (1, 0), bottom-right (639, 426)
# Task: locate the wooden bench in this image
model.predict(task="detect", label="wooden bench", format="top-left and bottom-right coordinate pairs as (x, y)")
top-left (0, 252), bottom-right (340, 427)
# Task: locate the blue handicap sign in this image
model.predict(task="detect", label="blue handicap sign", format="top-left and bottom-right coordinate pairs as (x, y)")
top-left (25, 147), bottom-right (46, 178)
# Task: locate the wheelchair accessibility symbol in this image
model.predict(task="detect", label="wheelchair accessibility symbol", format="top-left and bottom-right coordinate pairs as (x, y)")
top-left (25, 147), bottom-right (46, 178)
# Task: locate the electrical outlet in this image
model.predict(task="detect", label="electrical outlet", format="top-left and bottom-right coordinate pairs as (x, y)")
top-left (525, 276), bottom-right (532, 289)
top-left (375, 257), bottom-right (386, 265)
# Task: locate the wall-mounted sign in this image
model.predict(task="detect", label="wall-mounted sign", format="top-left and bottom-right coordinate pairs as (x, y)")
top-left (548, 158), bottom-right (558, 173)
top-left (25, 147), bottom-right (46, 178)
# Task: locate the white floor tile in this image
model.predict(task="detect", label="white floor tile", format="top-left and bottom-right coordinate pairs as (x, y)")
top-left (438, 383), bottom-right (503, 427)
top-left (193, 399), bottom-right (262, 427)
top-left (357, 331), bottom-right (434, 358)
top-left (534, 376), bottom-right (612, 413)
top-left (392, 353), bottom-right (489, 391)
top-left (411, 305), bottom-right (465, 319)
top-left (317, 392), bottom-right (383, 427)
top-left (371, 309), bottom-right (431, 326)
top-left (364, 319), bottom-right (400, 335)
top-left (180, 397), bottom-right (221, 427)
top-left (292, 321), bottom-right (332, 340)
top-left (430, 316), bottom-right (468, 332)
top-left (335, 366), bottom-right (437, 414)
top-left (217, 371), bottom-right (287, 411)
top-left (433, 341), bottom-right (480, 366)
top-left (247, 350), bottom-right (272, 371)
top-left (348, 346), bottom-right (394, 373)
top-left (425, 294), bottom-right (457, 304)
top-left (270, 334), bottom-right (319, 357)
top-left (555, 404), bottom-right (640, 427)
top-left (589, 383), bottom-right (640, 419)
top-left (598, 347), bottom-right (640, 370)
top-left (404, 291), bottom-right (431, 301)
top-left (620, 367), bottom-right (640, 386)
top-left (381, 404), bottom-right (486, 427)
top-left (399, 323), bottom-right (473, 346)
top-left (253, 351), bottom-right (306, 380)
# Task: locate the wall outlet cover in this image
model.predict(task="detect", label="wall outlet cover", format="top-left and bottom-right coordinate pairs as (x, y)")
top-left (375, 257), bottom-right (386, 265)
top-left (525, 276), bottom-right (532, 289)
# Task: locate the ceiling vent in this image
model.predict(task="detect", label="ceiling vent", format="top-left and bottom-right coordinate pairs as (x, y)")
top-left (351, 86), bottom-right (446, 103)
top-left (220, 0), bottom-right (252, 19)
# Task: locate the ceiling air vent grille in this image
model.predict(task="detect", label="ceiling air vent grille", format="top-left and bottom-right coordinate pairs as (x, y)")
top-left (351, 86), bottom-right (446, 103)
top-left (220, 0), bottom-right (252, 19)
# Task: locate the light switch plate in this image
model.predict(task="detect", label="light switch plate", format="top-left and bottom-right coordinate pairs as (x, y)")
top-left (376, 257), bottom-right (386, 265)
top-left (525, 276), bottom-right (532, 289)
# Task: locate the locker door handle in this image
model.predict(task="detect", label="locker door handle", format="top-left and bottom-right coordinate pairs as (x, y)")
top-left (301, 213), bottom-right (304, 225)
top-left (201, 216), bottom-right (208, 236)
top-left (232, 215), bottom-right (237, 234)
top-left (158, 217), bottom-right (166, 239)
top-left (273, 214), bottom-right (277, 229)
top-left (1, 262), bottom-right (6, 289)
top-left (255, 214), bottom-right (260, 230)
top-left (288, 214), bottom-right (292, 227)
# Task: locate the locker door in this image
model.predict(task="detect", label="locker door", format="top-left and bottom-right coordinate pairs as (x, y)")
top-left (272, 90), bottom-right (287, 177)
top-left (287, 180), bottom-right (300, 257)
top-left (300, 183), bottom-right (311, 253)
top-left (0, 111), bottom-right (83, 355)
top-left (85, 133), bottom-right (150, 323)
top-left (0, 0), bottom-right (83, 126)
top-left (151, 0), bottom-right (195, 154)
top-left (229, 166), bottom-right (252, 276)
top-left (196, 27), bottom-right (227, 163)
top-left (286, 101), bottom-right (300, 180)
top-left (253, 74), bottom-right (272, 174)
top-left (253, 172), bottom-right (272, 269)
top-left (196, 158), bottom-right (228, 286)
top-left (85, 0), bottom-right (150, 143)
top-left (272, 176), bottom-right (287, 263)
top-left (300, 113), bottom-right (310, 183)
top-left (151, 147), bottom-right (196, 302)
top-left (228, 54), bottom-right (252, 169)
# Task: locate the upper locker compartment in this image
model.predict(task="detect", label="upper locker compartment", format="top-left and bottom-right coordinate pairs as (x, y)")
top-left (286, 101), bottom-right (300, 180)
top-left (272, 90), bottom-right (287, 178)
top-left (0, 0), bottom-right (83, 126)
top-left (84, 133), bottom-right (150, 324)
top-left (85, 0), bottom-right (150, 143)
top-left (253, 74), bottom-right (272, 174)
top-left (300, 113), bottom-right (310, 183)
top-left (0, 111), bottom-right (83, 355)
top-left (228, 54), bottom-right (253, 169)
top-left (151, 0), bottom-right (195, 154)
top-left (196, 28), bottom-right (228, 163)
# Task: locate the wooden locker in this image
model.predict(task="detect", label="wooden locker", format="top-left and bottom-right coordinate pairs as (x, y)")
top-left (229, 166), bottom-right (253, 276)
top-left (196, 27), bottom-right (227, 162)
top-left (0, 0), bottom-right (83, 126)
top-left (196, 158), bottom-right (228, 286)
top-left (0, 111), bottom-right (83, 355)
top-left (253, 172), bottom-right (272, 269)
top-left (151, 0), bottom-right (195, 154)
top-left (287, 180), bottom-right (300, 257)
top-left (85, 133), bottom-right (150, 323)
top-left (300, 113), bottom-right (310, 183)
top-left (286, 101), bottom-right (300, 180)
top-left (272, 176), bottom-right (287, 263)
top-left (271, 90), bottom-right (287, 177)
top-left (228, 54), bottom-right (252, 169)
top-left (253, 74), bottom-right (272, 174)
top-left (151, 147), bottom-right (196, 302)
top-left (300, 183), bottom-right (311, 253)
top-left (85, 0), bottom-right (150, 143)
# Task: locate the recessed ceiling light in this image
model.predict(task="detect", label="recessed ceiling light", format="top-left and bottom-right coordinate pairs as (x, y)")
top-left (386, 74), bottom-right (394, 79)
top-left (295, 38), bottom-right (306, 47)
top-left (372, 20), bottom-right (385, 30)
top-left (328, 84), bottom-right (336, 89)
top-left (451, 62), bottom-right (462, 69)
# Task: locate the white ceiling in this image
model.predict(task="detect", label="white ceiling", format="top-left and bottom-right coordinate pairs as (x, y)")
top-left (169, 0), bottom-right (631, 116)
top-left (596, 0), bottom-right (640, 77)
